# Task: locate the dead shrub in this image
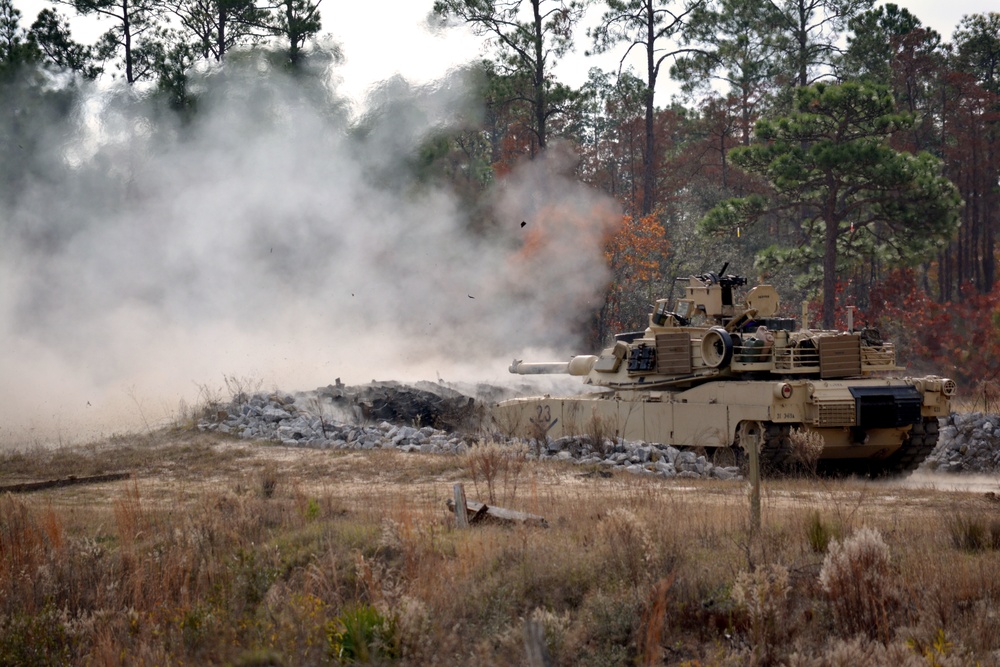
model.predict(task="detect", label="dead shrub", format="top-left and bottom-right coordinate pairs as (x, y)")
top-left (0, 495), bottom-right (65, 615)
top-left (731, 563), bottom-right (790, 665)
top-left (193, 382), bottom-right (226, 423)
top-left (223, 374), bottom-right (263, 406)
top-left (789, 428), bottom-right (824, 473)
top-left (784, 636), bottom-right (921, 667)
top-left (585, 411), bottom-right (614, 457)
top-left (257, 463), bottom-right (281, 499)
top-left (598, 508), bottom-right (654, 588)
top-left (945, 512), bottom-right (1000, 552)
top-left (818, 527), bottom-right (899, 642)
top-left (113, 480), bottom-right (149, 549)
top-left (784, 633), bottom-right (974, 667)
top-left (0, 495), bottom-right (47, 583)
top-left (465, 441), bottom-right (528, 505)
top-left (7, 429), bottom-right (1000, 665)
top-left (522, 607), bottom-right (572, 663)
top-left (970, 377), bottom-right (1000, 413)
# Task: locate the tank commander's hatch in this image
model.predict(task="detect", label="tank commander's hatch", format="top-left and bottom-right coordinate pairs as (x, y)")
top-left (745, 285), bottom-right (779, 318)
top-left (674, 299), bottom-right (694, 320)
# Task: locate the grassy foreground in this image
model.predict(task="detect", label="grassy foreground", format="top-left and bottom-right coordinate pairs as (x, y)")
top-left (1, 429), bottom-right (999, 666)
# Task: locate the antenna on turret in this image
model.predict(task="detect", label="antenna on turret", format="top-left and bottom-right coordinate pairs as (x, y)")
top-left (719, 261), bottom-right (729, 276)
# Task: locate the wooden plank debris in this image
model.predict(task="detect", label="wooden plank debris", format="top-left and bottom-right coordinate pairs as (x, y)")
top-left (0, 472), bottom-right (131, 494)
top-left (445, 497), bottom-right (548, 528)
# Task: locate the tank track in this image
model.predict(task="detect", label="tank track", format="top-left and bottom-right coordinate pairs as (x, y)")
top-left (867, 418), bottom-right (940, 478)
top-left (760, 423), bottom-right (794, 473)
top-left (816, 418), bottom-right (941, 478)
top-left (728, 422), bottom-right (794, 475)
top-left (724, 419), bottom-right (940, 478)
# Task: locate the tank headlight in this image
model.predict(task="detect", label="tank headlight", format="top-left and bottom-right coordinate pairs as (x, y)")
top-left (943, 379), bottom-right (957, 397)
top-left (775, 383), bottom-right (793, 400)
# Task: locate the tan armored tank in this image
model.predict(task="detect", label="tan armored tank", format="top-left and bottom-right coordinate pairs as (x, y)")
top-left (494, 267), bottom-right (956, 476)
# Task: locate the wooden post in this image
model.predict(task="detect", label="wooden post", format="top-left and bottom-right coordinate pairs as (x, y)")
top-left (739, 420), bottom-right (762, 540)
top-left (453, 483), bottom-right (469, 529)
top-left (748, 428), bottom-right (761, 537)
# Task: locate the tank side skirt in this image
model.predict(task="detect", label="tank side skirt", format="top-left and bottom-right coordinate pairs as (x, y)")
top-left (494, 380), bottom-right (937, 468)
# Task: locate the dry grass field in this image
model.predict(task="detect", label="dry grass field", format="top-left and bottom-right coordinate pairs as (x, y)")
top-left (1, 428), bottom-right (999, 666)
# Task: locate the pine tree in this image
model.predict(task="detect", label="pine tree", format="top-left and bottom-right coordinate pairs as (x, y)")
top-left (700, 82), bottom-right (962, 328)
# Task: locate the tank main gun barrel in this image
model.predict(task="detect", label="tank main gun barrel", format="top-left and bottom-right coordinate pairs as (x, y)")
top-left (510, 356), bottom-right (598, 376)
top-left (510, 360), bottom-right (569, 375)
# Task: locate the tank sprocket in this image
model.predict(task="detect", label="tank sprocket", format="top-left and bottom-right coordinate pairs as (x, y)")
top-left (867, 418), bottom-right (940, 478)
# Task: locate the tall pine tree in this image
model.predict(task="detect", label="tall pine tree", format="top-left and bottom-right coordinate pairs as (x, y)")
top-left (700, 82), bottom-right (962, 328)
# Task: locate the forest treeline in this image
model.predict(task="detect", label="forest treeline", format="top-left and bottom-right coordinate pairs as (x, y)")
top-left (2, 0), bottom-right (999, 388)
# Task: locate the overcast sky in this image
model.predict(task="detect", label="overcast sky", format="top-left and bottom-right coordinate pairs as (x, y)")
top-left (9, 0), bottom-right (999, 105)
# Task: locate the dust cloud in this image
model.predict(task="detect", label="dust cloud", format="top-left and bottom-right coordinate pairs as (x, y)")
top-left (888, 471), bottom-right (1000, 494)
top-left (0, 60), bottom-right (619, 447)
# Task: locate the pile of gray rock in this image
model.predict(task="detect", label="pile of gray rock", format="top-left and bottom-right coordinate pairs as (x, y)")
top-left (921, 412), bottom-right (1000, 474)
top-left (209, 390), bottom-right (473, 455)
top-left (198, 386), bottom-right (739, 480)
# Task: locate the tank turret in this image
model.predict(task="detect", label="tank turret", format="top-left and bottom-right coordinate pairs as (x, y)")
top-left (509, 269), bottom-right (909, 389)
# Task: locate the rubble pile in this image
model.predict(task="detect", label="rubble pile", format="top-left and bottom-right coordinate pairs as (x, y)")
top-left (198, 382), bottom-right (999, 478)
top-left (203, 383), bottom-right (477, 455)
top-left (921, 412), bottom-right (1000, 474)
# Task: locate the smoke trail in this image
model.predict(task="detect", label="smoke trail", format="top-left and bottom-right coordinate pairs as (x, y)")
top-left (0, 59), bottom-right (618, 445)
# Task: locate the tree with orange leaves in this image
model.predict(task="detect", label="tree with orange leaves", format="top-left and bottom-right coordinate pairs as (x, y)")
top-left (598, 212), bottom-right (669, 343)
top-left (867, 268), bottom-right (1000, 391)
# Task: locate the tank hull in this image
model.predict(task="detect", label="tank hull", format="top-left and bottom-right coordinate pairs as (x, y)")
top-left (493, 376), bottom-right (948, 475)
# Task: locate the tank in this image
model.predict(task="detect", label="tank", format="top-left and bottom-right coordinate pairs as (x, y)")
top-left (493, 266), bottom-right (956, 476)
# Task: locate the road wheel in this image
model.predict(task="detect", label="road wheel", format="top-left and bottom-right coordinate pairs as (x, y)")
top-left (711, 445), bottom-right (741, 468)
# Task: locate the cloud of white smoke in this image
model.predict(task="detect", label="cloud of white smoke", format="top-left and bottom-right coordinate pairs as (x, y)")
top-left (0, 59), bottom-right (619, 446)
